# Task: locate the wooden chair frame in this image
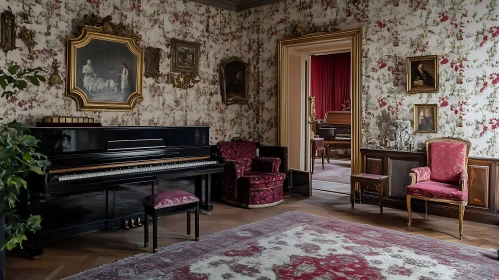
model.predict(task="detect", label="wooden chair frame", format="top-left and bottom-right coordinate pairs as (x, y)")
top-left (407, 137), bottom-right (471, 240)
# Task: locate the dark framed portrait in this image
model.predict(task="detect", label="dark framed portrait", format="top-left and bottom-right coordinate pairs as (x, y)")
top-left (170, 38), bottom-right (200, 74)
top-left (145, 47), bottom-right (161, 79)
top-left (1, 8), bottom-right (16, 52)
top-left (67, 26), bottom-right (144, 111)
top-left (406, 55), bottom-right (439, 93)
top-left (414, 104), bottom-right (438, 133)
top-left (220, 57), bottom-right (249, 105)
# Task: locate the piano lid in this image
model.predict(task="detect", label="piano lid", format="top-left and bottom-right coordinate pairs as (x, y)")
top-left (30, 126), bottom-right (211, 156)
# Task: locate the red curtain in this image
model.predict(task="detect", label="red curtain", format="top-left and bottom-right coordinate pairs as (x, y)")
top-left (310, 52), bottom-right (351, 120)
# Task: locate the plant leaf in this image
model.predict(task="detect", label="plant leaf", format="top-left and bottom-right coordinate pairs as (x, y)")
top-left (22, 151), bottom-right (33, 161)
top-left (26, 215), bottom-right (42, 232)
top-left (29, 76), bottom-right (40, 86)
top-left (29, 165), bottom-right (44, 175)
top-left (0, 76), bottom-right (7, 89)
top-left (19, 135), bottom-right (38, 146)
top-left (37, 76), bottom-right (46, 82)
top-left (8, 65), bottom-right (20, 75)
top-left (17, 80), bottom-right (28, 90)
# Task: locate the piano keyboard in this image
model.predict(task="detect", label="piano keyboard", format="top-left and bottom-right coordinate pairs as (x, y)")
top-left (53, 159), bottom-right (218, 182)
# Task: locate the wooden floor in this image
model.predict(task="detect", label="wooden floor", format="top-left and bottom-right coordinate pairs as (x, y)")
top-left (6, 191), bottom-right (499, 280)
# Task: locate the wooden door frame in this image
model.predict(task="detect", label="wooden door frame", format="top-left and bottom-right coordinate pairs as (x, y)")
top-left (277, 28), bottom-right (362, 176)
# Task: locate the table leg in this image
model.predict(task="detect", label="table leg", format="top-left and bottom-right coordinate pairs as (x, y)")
top-left (350, 180), bottom-right (355, 208)
top-left (325, 144), bottom-right (331, 163)
top-left (379, 182), bottom-right (384, 214)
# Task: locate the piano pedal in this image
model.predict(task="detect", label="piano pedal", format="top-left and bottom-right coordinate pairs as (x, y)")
top-left (200, 210), bottom-right (211, 216)
top-left (124, 220), bottom-right (130, 230)
top-left (136, 217), bottom-right (142, 227)
top-left (130, 218), bottom-right (136, 228)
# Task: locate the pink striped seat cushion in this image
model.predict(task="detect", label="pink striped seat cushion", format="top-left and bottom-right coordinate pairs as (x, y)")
top-left (143, 190), bottom-right (199, 209)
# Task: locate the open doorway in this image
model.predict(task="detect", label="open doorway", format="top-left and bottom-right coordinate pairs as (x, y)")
top-left (309, 52), bottom-right (351, 195)
top-left (278, 29), bottom-right (362, 197)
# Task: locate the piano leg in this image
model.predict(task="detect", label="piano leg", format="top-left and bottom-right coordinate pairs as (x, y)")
top-left (195, 174), bottom-right (213, 213)
top-left (105, 188), bottom-right (109, 229)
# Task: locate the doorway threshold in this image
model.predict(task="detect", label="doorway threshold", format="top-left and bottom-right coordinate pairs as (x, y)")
top-left (312, 180), bottom-right (350, 195)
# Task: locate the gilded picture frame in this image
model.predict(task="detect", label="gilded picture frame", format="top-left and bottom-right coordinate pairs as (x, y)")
top-left (413, 104), bottom-right (438, 133)
top-left (145, 46), bottom-right (161, 79)
top-left (220, 57), bottom-right (249, 105)
top-left (1, 8), bottom-right (16, 52)
top-left (67, 26), bottom-right (144, 111)
top-left (406, 55), bottom-right (439, 94)
top-left (170, 38), bottom-right (200, 74)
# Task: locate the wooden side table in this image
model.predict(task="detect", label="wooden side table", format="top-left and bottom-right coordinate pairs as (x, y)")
top-left (350, 173), bottom-right (389, 214)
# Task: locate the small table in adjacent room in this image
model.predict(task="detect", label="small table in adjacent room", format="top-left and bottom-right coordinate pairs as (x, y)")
top-left (350, 173), bottom-right (389, 214)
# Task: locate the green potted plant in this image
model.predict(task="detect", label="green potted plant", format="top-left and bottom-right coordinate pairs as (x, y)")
top-left (0, 62), bottom-right (49, 278)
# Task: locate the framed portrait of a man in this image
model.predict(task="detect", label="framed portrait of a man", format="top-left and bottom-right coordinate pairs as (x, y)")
top-left (220, 57), bottom-right (249, 105)
top-left (170, 38), bottom-right (200, 74)
top-left (413, 104), bottom-right (438, 133)
top-left (67, 26), bottom-right (144, 111)
top-left (406, 55), bottom-right (439, 93)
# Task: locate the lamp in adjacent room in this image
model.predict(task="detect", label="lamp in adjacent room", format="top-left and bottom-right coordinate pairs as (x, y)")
top-left (309, 96), bottom-right (317, 139)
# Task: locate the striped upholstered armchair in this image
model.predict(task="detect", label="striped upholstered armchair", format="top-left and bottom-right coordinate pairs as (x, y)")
top-left (406, 137), bottom-right (470, 239)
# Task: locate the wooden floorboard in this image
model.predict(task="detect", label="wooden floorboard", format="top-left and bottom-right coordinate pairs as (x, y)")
top-left (5, 191), bottom-right (499, 280)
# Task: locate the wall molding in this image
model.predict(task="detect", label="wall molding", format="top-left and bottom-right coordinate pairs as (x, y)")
top-left (187, 0), bottom-right (283, 11)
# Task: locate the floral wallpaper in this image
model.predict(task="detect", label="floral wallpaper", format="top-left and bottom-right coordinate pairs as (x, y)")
top-left (236, 0), bottom-right (499, 158)
top-left (1, 0), bottom-right (498, 158)
top-left (0, 0), bottom-right (258, 144)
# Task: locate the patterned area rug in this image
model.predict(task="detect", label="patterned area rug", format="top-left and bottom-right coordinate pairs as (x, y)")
top-left (65, 211), bottom-right (499, 280)
top-left (312, 157), bottom-right (351, 184)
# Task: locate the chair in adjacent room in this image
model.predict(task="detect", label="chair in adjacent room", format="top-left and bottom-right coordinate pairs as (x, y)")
top-left (310, 137), bottom-right (325, 174)
top-left (406, 137), bottom-right (470, 239)
top-left (216, 141), bottom-right (286, 208)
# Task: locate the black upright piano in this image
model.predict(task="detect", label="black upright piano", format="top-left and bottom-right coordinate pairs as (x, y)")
top-left (20, 126), bottom-right (224, 257)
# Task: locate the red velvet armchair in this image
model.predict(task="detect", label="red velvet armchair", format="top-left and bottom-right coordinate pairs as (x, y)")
top-left (406, 137), bottom-right (470, 239)
top-left (216, 141), bottom-right (286, 208)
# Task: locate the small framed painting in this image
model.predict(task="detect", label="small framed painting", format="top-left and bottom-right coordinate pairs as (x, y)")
top-left (413, 104), bottom-right (438, 133)
top-left (219, 57), bottom-right (249, 105)
top-left (0, 8), bottom-right (16, 52)
top-left (170, 38), bottom-right (200, 74)
top-left (406, 55), bottom-right (439, 93)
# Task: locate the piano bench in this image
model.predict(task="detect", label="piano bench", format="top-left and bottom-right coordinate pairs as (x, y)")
top-left (143, 190), bottom-right (200, 253)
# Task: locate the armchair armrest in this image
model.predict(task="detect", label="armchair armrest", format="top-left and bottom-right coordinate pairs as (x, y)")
top-left (459, 170), bottom-right (468, 191)
top-left (252, 157), bottom-right (281, 173)
top-left (409, 167), bottom-right (431, 184)
top-left (224, 159), bottom-right (245, 179)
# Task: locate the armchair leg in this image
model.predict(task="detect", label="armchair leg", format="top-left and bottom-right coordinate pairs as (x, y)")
top-left (459, 203), bottom-right (465, 240)
top-left (425, 200), bottom-right (428, 219)
top-left (406, 195), bottom-right (412, 231)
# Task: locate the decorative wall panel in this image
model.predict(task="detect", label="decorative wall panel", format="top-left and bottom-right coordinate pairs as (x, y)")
top-left (388, 159), bottom-right (420, 198)
top-left (365, 157), bottom-right (382, 175)
top-left (467, 163), bottom-right (490, 209)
